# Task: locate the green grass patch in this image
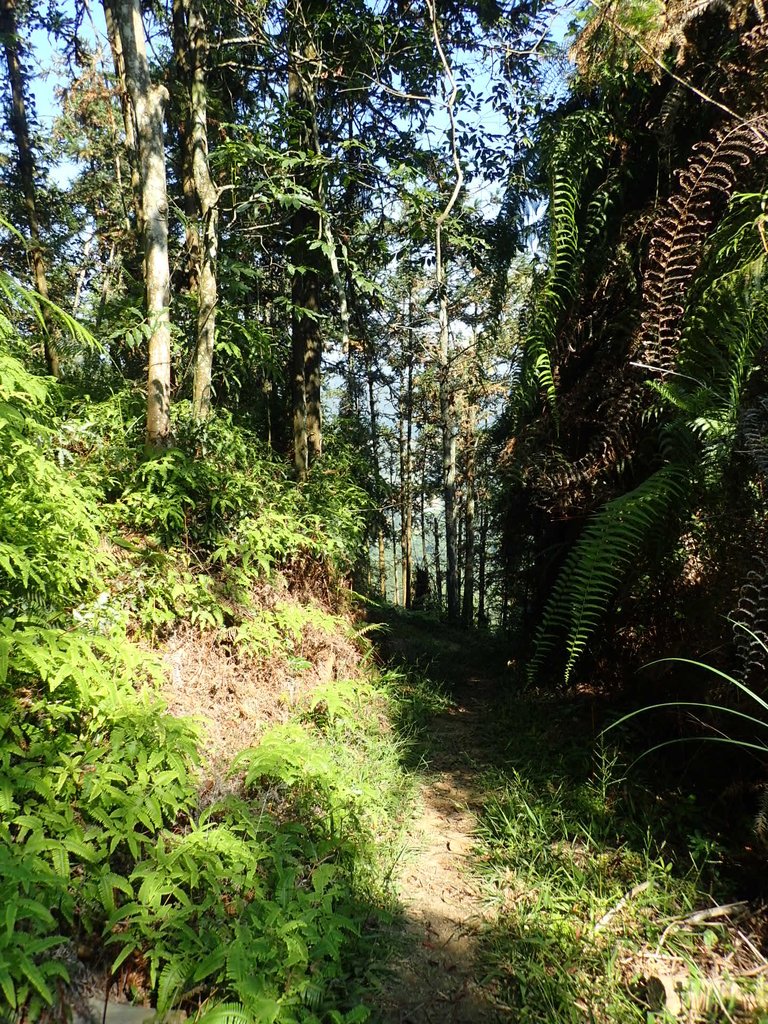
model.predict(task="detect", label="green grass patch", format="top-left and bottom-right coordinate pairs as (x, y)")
top-left (473, 696), bottom-right (767, 1023)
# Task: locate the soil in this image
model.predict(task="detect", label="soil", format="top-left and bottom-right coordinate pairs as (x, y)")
top-left (373, 622), bottom-right (507, 1024)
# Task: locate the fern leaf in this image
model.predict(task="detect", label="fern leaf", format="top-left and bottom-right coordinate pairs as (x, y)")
top-left (529, 465), bottom-right (688, 683)
top-left (156, 958), bottom-right (189, 1018)
top-left (194, 1003), bottom-right (253, 1024)
top-left (640, 118), bottom-right (768, 372)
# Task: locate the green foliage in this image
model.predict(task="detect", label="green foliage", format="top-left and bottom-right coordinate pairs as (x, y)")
top-left (0, 328), bottom-right (403, 1022)
top-left (475, 695), bottom-right (749, 1024)
top-left (521, 110), bottom-right (615, 420)
top-left (1, 623), bottom-right (406, 1022)
top-left (0, 349), bottom-right (101, 616)
top-left (63, 399), bottom-right (370, 587)
top-left (530, 465), bottom-right (688, 683)
top-left (528, 186), bottom-right (768, 683)
top-left (100, 677), bottom-right (411, 1022)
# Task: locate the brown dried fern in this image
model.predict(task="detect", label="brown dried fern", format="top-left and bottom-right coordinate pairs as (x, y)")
top-left (639, 118), bottom-right (768, 373)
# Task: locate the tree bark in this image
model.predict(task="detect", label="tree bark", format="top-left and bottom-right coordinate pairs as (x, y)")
top-left (398, 382), bottom-right (413, 610)
top-left (287, 0), bottom-right (322, 479)
top-left (171, 0), bottom-right (200, 294)
top-left (366, 349), bottom-right (387, 599)
top-left (391, 507), bottom-right (399, 605)
top-left (103, 0), bottom-right (142, 233)
top-left (478, 504), bottom-right (489, 628)
top-left (419, 441), bottom-right (428, 567)
top-left (427, 0), bottom-right (463, 621)
top-left (187, 0), bottom-right (219, 420)
top-left (403, 293), bottom-right (415, 608)
top-left (437, 237), bottom-right (459, 620)
top-left (109, 0), bottom-right (172, 446)
top-left (0, 0), bottom-right (59, 377)
top-left (433, 516), bottom-right (443, 611)
top-left (462, 402), bottom-right (477, 626)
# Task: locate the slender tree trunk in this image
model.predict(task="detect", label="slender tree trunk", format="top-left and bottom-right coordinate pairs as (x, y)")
top-left (187, 0), bottom-right (219, 420)
top-left (478, 505), bottom-right (489, 628)
top-left (378, 528), bottom-right (387, 599)
top-left (462, 403), bottom-right (477, 626)
top-left (366, 353), bottom-right (386, 599)
top-left (391, 508), bottom-right (400, 606)
top-left (428, 0), bottom-right (463, 621)
top-left (457, 489), bottom-right (463, 612)
top-left (438, 246), bottom-right (459, 620)
top-left (1, 0), bottom-right (59, 377)
top-left (420, 443), bottom-right (428, 567)
top-left (398, 385), bottom-right (413, 609)
top-left (320, 208), bottom-right (351, 386)
top-left (171, 0), bottom-right (200, 294)
top-left (110, 0), bottom-right (172, 446)
top-left (287, 2), bottom-right (322, 478)
top-left (404, 295), bottom-right (414, 607)
top-left (433, 516), bottom-right (443, 611)
top-left (103, 0), bottom-right (142, 232)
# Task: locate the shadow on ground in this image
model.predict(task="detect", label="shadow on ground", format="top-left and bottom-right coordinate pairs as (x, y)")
top-left (364, 605), bottom-right (768, 1024)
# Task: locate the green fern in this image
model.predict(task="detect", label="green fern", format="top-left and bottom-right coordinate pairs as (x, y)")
top-left (521, 110), bottom-right (614, 422)
top-left (194, 1003), bottom-right (253, 1024)
top-left (529, 465), bottom-right (688, 683)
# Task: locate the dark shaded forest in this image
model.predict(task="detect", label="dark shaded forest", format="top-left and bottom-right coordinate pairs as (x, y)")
top-left (2, 0), bottom-right (768, 1019)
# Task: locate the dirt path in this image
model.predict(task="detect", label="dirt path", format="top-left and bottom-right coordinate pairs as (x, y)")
top-left (378, 677), bottom-right (503, 1024)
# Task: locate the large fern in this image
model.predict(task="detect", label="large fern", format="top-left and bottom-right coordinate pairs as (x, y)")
top-left (529, 183), bottom-right (768, 684)
top-left (522, 110), bottom-right (614, 420)
top-left (529, 465), bottom-right (688, 683)
top-left (639, 118), bottom-right (768, 372)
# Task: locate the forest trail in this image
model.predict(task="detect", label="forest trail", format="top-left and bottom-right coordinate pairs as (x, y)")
top-left (374, 617), bottom-right (508, 1024)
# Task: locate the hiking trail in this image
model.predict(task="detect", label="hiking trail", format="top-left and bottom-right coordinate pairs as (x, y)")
top-left (374, 620), bottom-right (507, 1024)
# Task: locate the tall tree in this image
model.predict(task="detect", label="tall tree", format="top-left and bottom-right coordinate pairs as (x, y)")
top-left (176, 0), bottom-right (220, 421)
top-left (105, 0), bottom-right (172, 446)
top-left (428, 0), bottom-right (463, 621)
top-left (0, 0), bottom-right (59, 376)
top-left (287, 0), bottom-right (323, 479)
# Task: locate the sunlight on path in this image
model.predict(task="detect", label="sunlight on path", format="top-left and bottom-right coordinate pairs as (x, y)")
top-left (378, 693), bottom-right (503, 1023)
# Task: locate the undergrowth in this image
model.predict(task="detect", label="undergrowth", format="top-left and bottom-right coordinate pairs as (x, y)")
top-left (0, 338), bottom-right (417, 1022)
top-left (474, 695), bottom-right (768, 1023)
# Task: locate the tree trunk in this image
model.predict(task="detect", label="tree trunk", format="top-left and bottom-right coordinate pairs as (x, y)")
top-left (462, 402), bottom-right (477, 626)
top-left (187, 0), bottom-right (219, 420)
top-left (404, 295), bottom-right (414, 608)
top-left (437, 226), bottom-right (459, 621)
top-left (378, 528), bottom-right (387, 600)
top-left (398, 380), bottom-right (413, 610)
top-left (433, 516), bottom-right (443, 611)
top-left (1, 0), bottom-right (59, 377)
top-left (478, 504), bottom-right (489, 628)
top-left (287, 2), bottom-right (322, 479)
top-left (103, 0), bottom-right (142, 233)
top-left (420, 442), bottom-right (428, 567)
top-left (171, 0), bottom-right (200, 294)
top-left (391, 507), bottom-right (400, 606)
top-left (366, 351), bottom-right (386, 599)
top-left (427, 0), bottom-right (463, 620)
top-left (110, 0), bottom-right (172, 446)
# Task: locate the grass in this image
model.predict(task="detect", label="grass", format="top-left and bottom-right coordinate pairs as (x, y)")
top-left (472, 692), bottom-right (768, 1023)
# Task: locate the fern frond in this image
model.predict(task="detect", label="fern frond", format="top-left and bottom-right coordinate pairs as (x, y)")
top-left (521, 110), bottom-right (614, 420)
top-left (155, 958), bottom-right (190, 1018)
top-left (640, 117), bottom-right (768, 372)
top-left (529, 465), bottom-right (688, 683)
top-left (733, 561), bottom-right (768, 679)
top-left (194, 1002), bottom-right (253, 1024)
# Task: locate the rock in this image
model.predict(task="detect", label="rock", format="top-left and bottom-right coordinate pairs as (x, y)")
top-left (72, 997), bottom-right (187, 1024)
